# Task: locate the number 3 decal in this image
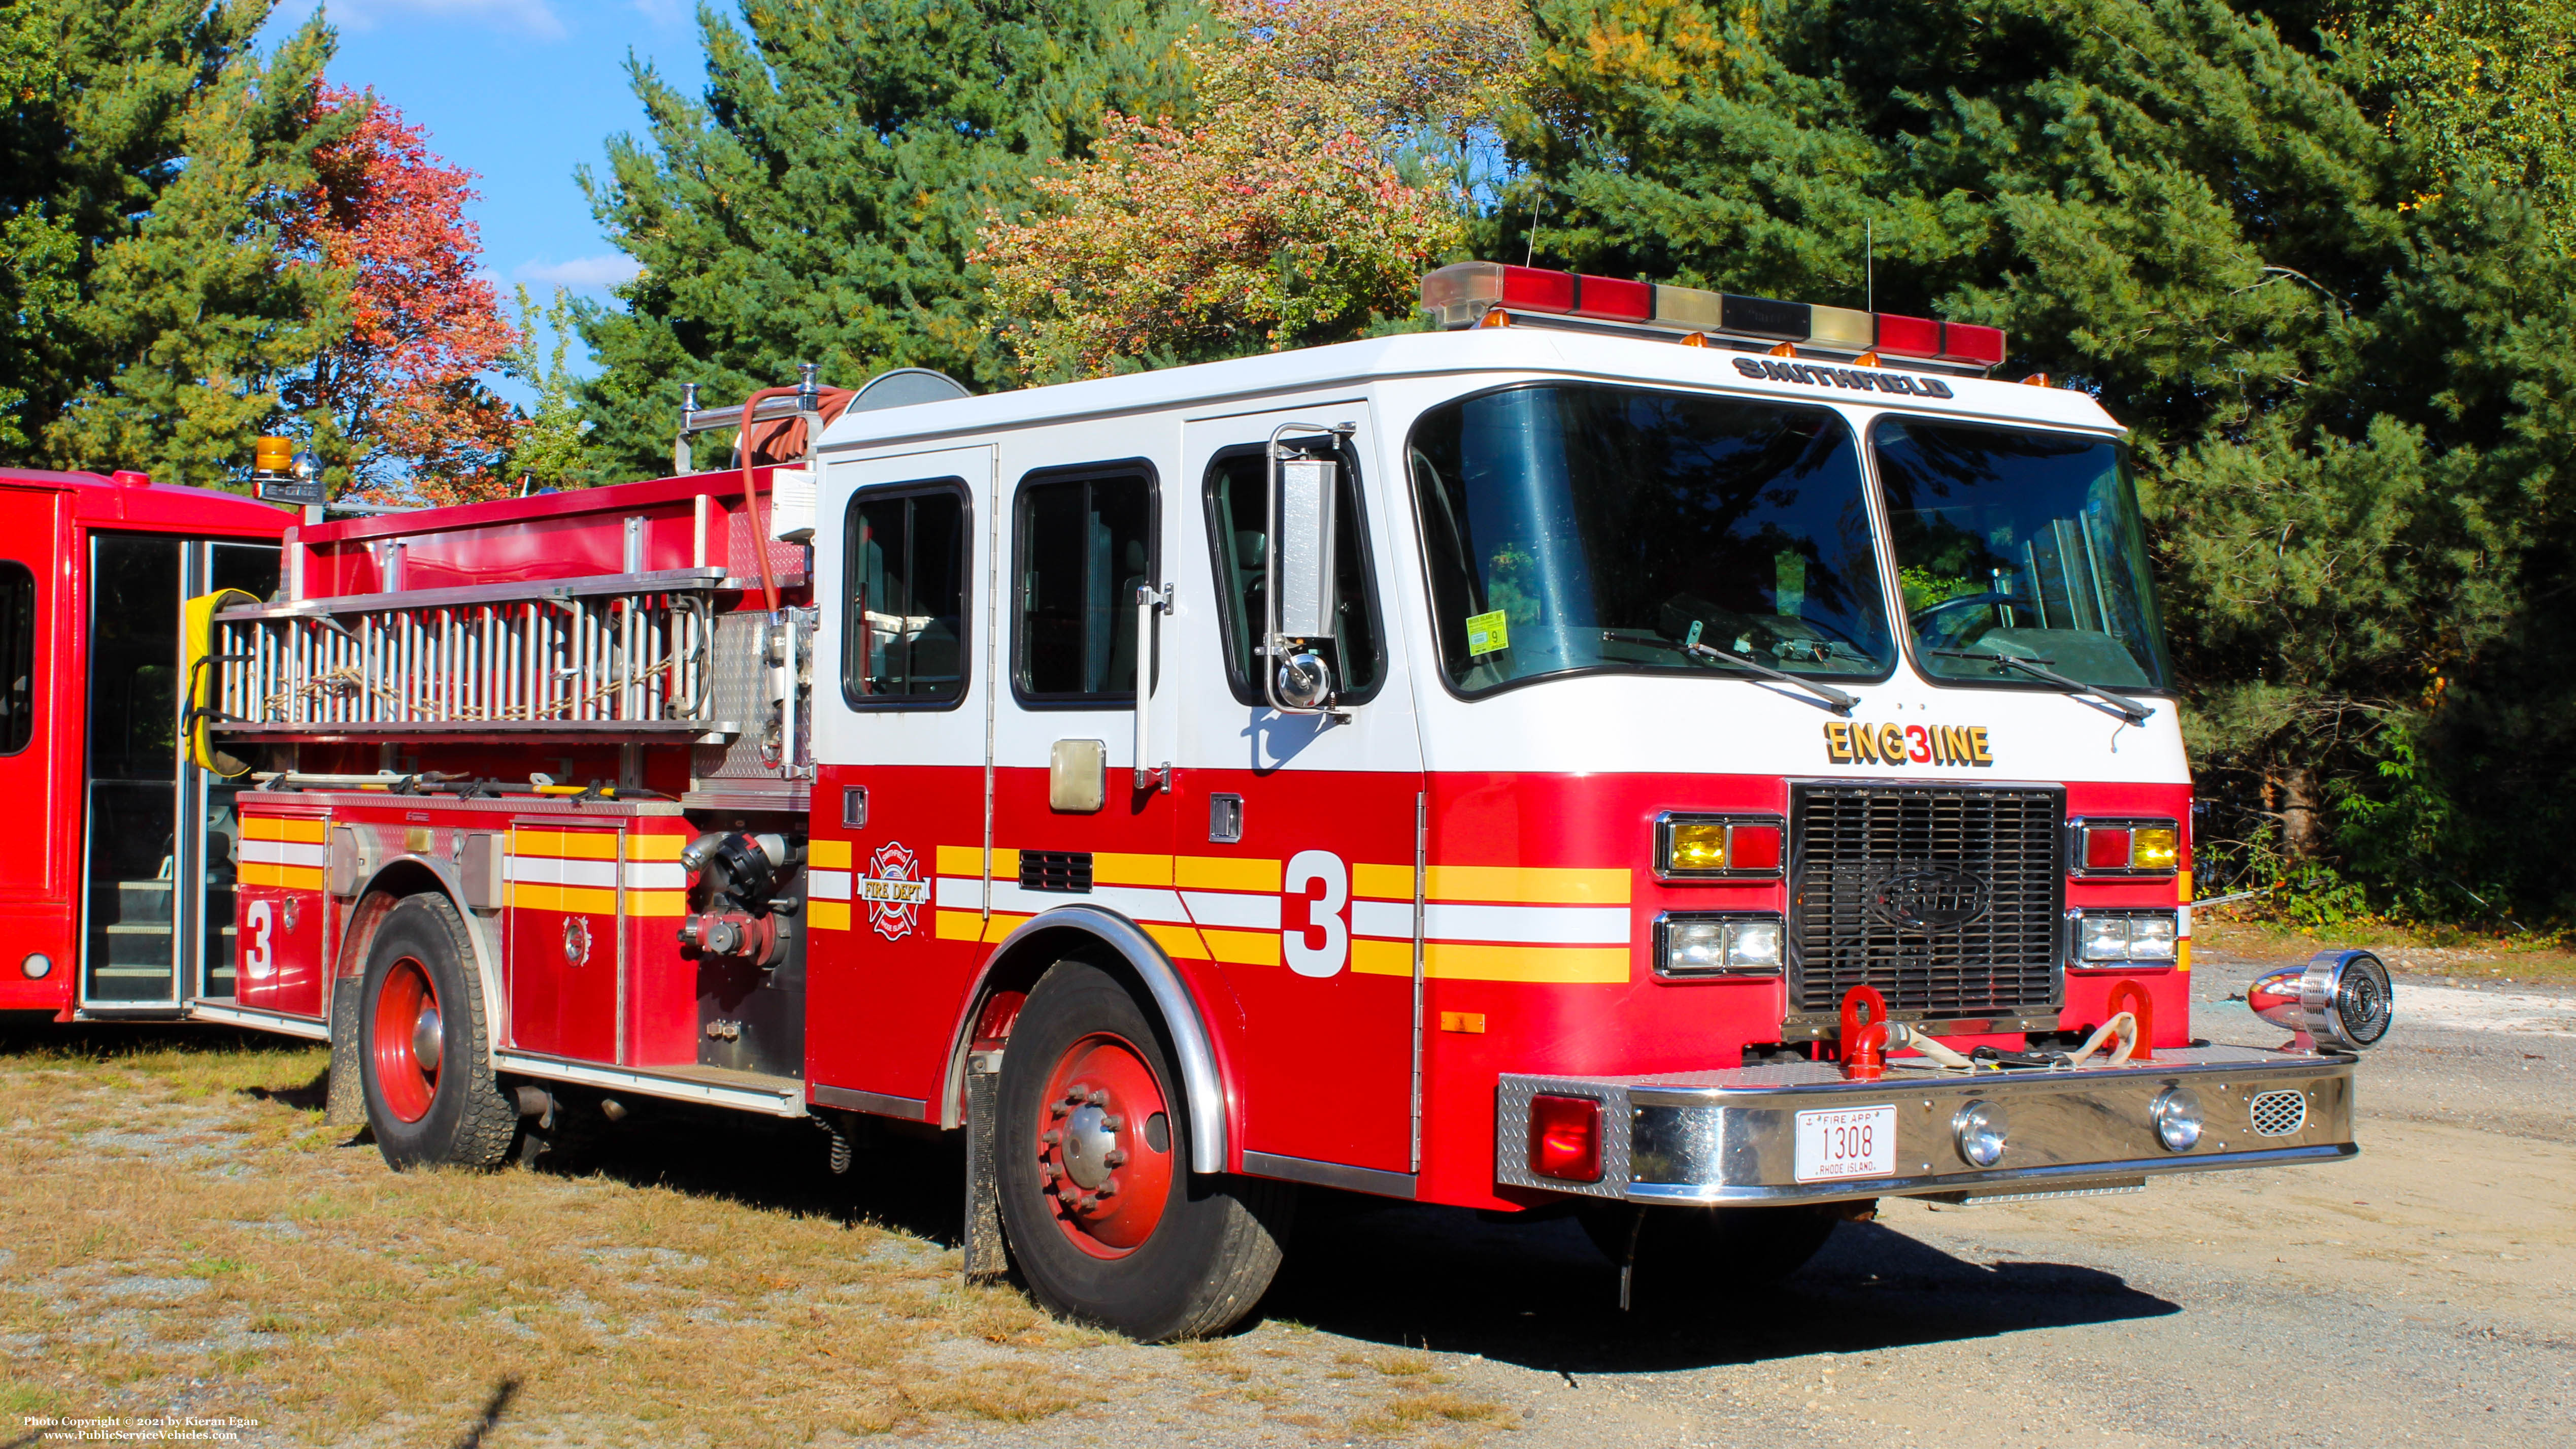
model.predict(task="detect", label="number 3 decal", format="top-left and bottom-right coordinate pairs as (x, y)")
top-left (243, 899), bottom-right (275, 980)
top-left (1282, 849), bottom-right (1349, 978)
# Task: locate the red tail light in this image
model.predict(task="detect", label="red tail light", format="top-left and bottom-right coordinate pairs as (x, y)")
top-left (1941, 322), bottom-right (2007, 367)
top-left (1873, 313), bottom-right (1943, 358)
top-left (1529, 1094), bottom-right (1603, 1182)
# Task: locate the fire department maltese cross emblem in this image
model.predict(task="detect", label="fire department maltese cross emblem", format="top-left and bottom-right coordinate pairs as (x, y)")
top-left (861, 841), bottom-right (930, 941)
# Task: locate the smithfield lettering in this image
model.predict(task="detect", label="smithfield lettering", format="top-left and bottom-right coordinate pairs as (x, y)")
top-left (1734, 355), bottom-right (1955, 398)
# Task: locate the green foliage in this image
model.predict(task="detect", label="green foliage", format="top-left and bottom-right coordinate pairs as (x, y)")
top-left (506, 286), bottom-right (594, 491)
top-left (1504, 0), bottom-right (2576, 917)
top-left (573, 0), bottom-right (1207, 476)
top-left (0, 0), bottom-right (354, 485)
top-left (2357, 0), bottom-right (2576, 249)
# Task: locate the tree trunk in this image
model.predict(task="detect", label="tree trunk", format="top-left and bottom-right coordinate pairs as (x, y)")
top-left (2274, 764), bottom-right (2325, 859)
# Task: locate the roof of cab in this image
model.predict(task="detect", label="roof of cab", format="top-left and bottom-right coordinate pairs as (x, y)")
top-left (0, 468), bottom-right (292, 536)
top-left (815, 326), bottom-right (2125, 456)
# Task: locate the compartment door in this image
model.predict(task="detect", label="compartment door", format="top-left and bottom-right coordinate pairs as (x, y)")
top-left (506, 823), bottom-right (626, 1061)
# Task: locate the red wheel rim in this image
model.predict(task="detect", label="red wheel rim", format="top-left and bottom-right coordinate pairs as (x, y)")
top-left (373, 956), bottom-right (442, 1124)
top-left (1032, 1031), bottom-right (1176, 1259)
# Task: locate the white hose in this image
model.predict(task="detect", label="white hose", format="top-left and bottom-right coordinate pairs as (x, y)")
top-left (2060, 1011), bottom-right (2140, 1067)
top-left (1883, 1021), bottom-right (1986, 1070)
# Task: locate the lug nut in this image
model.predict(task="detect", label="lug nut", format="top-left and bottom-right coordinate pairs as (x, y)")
top-left (1049, 1102), bottom-right (1068, 1118)
top-left (1096, 1177), bottom-right (1118, 1197)
top-left (1040, 1129), bottom-right (1061, 1146)
top-left (1103, 1148), bottom-right (1127, 1167)
top-left (1099, 1114), bottom-right (1123, 1131)
top-left (1088, 1089), bottom-right (1109, 1106)
top-left (1076, 1193), bottom-right (1097, 1210)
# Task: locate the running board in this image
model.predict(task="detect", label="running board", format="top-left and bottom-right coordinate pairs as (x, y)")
top-left (186, 999), bottom-right (331, 1040)
top-left (489, 1050), bottom-right (807, 1117)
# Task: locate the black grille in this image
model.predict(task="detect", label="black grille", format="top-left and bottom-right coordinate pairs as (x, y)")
top-left (1788, 783), bottom-right (2063, 1019)
top-left (1019, 850), bottom-right (1092, 893)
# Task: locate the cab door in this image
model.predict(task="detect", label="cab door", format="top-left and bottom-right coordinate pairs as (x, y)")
top-left (1175, 404), bottom-right (1426, 1183)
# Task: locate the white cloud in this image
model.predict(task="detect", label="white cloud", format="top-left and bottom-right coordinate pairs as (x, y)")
top-left (331, 0), bottom-right (568, 41)
top-left (514, 254), bottom-right (644, 288)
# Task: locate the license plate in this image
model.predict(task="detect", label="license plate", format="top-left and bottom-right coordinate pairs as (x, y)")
top-left (1794, 1104), bottom-right (1897, 1183)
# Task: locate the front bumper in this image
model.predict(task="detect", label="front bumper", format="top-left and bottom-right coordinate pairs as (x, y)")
top-left (1497, 1044), bottom-right (2354, 1205)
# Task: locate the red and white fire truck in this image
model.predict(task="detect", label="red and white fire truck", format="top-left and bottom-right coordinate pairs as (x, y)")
top-left (44, 262), bottom-right (2403, 1339)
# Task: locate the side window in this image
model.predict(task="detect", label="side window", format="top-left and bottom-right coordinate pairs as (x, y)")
top-left (1202, 446), bottom-right (1383, 705)
top-left (0, 561), bottom-right (30, 754)
top-left (1015, 468), bottom-right (1155, 703)
top-left (845, 483), bottom-right (969, 706)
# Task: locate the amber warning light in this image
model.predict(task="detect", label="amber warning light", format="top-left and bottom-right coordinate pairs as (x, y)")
top-left (1420, 261), bottom-right (2007, 369)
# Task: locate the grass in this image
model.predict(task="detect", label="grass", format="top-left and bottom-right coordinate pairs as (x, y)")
top-left (0, 1026), bottom-right (1105, 1445)
top-left (0, 1023), bottom-right (1522, 1446)
top-left (2194, 916), bottom-right (2576, 987)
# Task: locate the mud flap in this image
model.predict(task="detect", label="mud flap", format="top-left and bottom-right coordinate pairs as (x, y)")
top-left (963, 1051), bottom-right (1010, 1283)
top-left (325, 978), bottom-right (364, 1128)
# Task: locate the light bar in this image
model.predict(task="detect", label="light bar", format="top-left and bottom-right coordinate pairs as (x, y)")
top-left (1419, 261), bottom-right (2010, 369)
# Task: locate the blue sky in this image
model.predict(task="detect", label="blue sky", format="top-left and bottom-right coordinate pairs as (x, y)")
top-left (267, 0), bottom-right (712, 383)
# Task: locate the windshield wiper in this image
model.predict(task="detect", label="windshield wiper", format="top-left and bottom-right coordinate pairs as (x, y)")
top-left (1602, 631), bottom-right (1857, 714)
top-left (1929, 649), bottom-right (2153, 725)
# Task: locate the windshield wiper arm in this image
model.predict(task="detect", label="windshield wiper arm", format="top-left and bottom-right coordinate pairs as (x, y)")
top-left (1929, 649), bottom-right (2153, 725)
top-left (1602, 631), bottom-right (1857, 714)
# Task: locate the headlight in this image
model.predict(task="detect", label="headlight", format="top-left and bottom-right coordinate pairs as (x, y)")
top-left (1654, 813), bottom-right (1784, 880)
top-left (1653, 912), bottom-right (1785, 978)
top-left (2247, 949), bottom-right (2394, 1051)
top-left (2071, 817), bottom-right (2182, 876)
top-left (2070, 910), bottom-right (2181, 967)
top-left (1952, 1099), bottom-right (2008, 1167)
top-left (2151, 1085), bottom-right (2204, 1151)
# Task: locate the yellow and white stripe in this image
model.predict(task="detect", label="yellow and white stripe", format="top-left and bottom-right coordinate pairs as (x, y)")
top-left (807, 839), bottom-right (852, 931)
top-left (915, 847), bottom-right (1634, 983)
top-left (238, 816), bottom-right (325, 891)
top-left (504, 830), bottom-right (687, 917)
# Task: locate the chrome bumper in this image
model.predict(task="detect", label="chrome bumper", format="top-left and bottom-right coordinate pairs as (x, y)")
top-left (1496, 1044), bottom-right (2356, 1206)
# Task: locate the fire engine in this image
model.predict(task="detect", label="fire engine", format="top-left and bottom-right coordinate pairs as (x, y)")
top-left (48, 262), bottom-right (2407, 1340)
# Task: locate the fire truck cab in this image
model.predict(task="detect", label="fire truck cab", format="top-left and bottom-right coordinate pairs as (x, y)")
top-left (196, 268), bottom-right (2389, 1340)
top-left (0, 468), bottom-right (285, 1020)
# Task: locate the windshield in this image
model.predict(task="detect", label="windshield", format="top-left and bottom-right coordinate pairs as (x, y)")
top-left (1409, 385), bottom-right (1895, 695)
top-left (1874, 418), bottom-right (2172, 693)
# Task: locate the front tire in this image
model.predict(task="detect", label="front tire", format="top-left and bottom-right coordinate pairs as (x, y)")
top-left (996, 959), bottom-right (1293, 1340)
top-left (357, 893), bottom-right (516, 1171)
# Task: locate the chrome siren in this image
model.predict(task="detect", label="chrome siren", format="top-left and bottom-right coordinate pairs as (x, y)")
top-left (2247, 949), bottom-right (2394, 1051)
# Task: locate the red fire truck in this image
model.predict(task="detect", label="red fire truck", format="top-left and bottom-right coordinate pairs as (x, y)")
top-left (121, 264), bottom-right (2408, 1340)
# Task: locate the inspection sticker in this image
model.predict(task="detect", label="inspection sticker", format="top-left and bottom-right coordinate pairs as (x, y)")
top-left (1464, 609), bottom-right (1510, 655)
top-left (1793, 1104), bottom-right (1897, 1182)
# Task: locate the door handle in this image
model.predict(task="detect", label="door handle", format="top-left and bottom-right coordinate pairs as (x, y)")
top-left (1134, 582), bottom-right (1172, 792)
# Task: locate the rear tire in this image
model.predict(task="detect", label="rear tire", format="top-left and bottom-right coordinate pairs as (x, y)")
top-left (357, 893), bottom-right (516, 1171)
top-left (996, 959), bottom-right (1293, 1340)
top-left (1579, 1201), bottom-right (1842, 1306)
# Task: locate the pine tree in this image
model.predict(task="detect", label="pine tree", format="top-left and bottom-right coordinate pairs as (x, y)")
top-left (1510, 0), bottom-right (2575, 912)
top-left (1, 0), bottom-right (355, 485)
top-left (575, 0), bottom-right (1206, 474)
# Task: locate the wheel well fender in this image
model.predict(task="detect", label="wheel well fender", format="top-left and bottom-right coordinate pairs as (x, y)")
top-left (333, 856), bottom-right (505, 1055)
top-left (944, 905), bottom-right (1230, 1174)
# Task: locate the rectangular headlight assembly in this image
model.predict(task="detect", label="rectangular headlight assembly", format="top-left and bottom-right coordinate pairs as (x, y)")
top-left (2069, 816), bottom-right (2182, 877)
top-left (1655, 812), bottom-right (1785, 880)
top-left (2069, 909), bottom-right (2180, 968)
top-left (1654, 912), bottom-right (1786, 979)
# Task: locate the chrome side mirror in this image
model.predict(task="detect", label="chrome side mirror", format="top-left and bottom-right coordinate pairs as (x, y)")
top-left (2248, 949), bottom-right (2394, 1052)
top-left (1275, 651), bottom-right (1332, 709)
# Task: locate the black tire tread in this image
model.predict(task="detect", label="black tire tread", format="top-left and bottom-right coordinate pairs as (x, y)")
top-left (363, 892), bottom-right (516, 1170)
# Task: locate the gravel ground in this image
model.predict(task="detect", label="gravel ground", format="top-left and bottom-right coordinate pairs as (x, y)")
top-left (15, 941), bottom-right (2571, 1447)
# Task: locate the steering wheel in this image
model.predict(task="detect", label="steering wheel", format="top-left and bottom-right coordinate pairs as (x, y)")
top-left (1909, 591), bottom-right (2038, 627)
